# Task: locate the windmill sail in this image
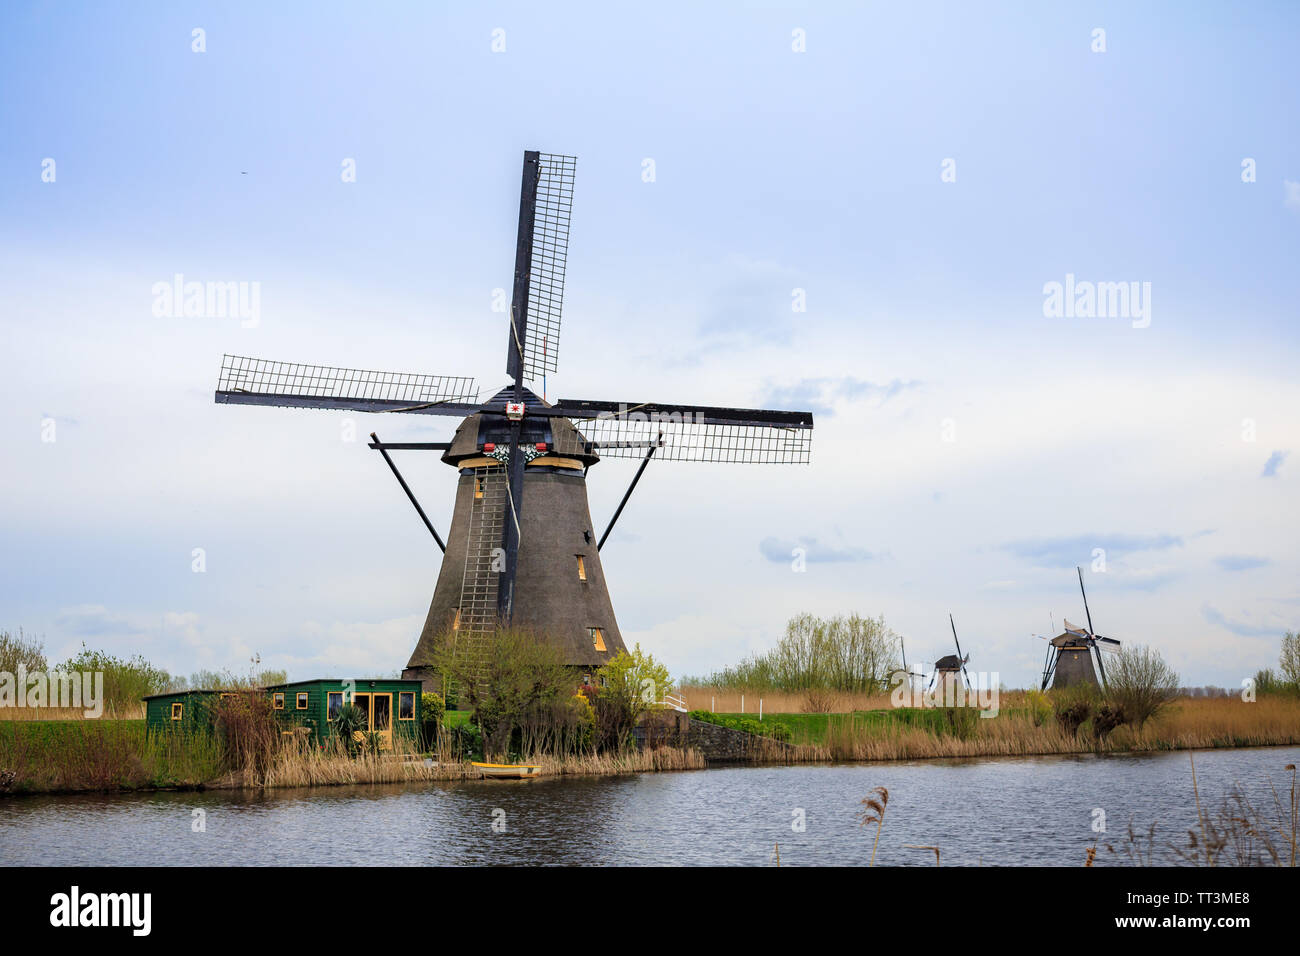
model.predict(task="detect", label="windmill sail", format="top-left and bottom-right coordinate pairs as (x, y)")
top-left (216, 354), bottom-right (479, 415)
top-left (548, 400), bottom-right (814, 464)
top-left (507, 152), bottom-right (576, 383)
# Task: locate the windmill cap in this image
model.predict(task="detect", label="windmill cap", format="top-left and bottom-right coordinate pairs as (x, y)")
top-left (441, 384), bottom-right (599, 467)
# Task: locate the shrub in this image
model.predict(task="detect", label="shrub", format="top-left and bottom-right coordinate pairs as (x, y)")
top-left (1092, 703), bottom-right (1127, 743)
top-left (594, 643), bottom-right (673, 752)
top-left (803, 688), bottom-right (838, 713)
top-left (0, 629), bottom-right (47, 674)
top-left (1254, 668), bottom-right (1280, 696)
top-left (1053, 684), bottom-right (1096, 739)
top-left (210, 692), bottom-right (279, 778)
top-left (420, 692), bottom-right (445, 749)
top-left (57, 643), bottom-right (173, 712)
top-left (1106, 645), bottom-right (1180, 730)
top-left (764, 722), bottom-right (793, 743)
top-left (332, 703), bottom-right (367, 757)
top-left (1023, 688), bottom-right (1053, 727)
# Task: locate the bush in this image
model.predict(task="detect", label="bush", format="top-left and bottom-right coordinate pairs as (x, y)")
top-left (1053, 684), bottom-right (1096, 739)
top-left (332, 703), bottom-right (367, 757)
top-left (1254, 668), bottom-right (1281, 695)
top-left (210, 692), bottom-right (279, 778)
top-left (1092, 703), bottom-right (1126, 743)
top-left (1023, 688), bottom-right (1053, 727)
top-left (0, 629), bottom-right (47, 674)
top-left (58, 643), bottom-right (173, 713)
top-left (1106, 645), bottom-right (1180, 730)
top-left (764, 722), bottom-right (793, 743)
top-left (420, 692), bottom-right (445, 749)
top-left (593, 643), bottom-right (673, 752)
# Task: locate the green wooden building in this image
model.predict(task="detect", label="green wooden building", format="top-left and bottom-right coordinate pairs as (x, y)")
top-left (264, 678), bottom-right (423, 748)
top-left (143, 679), bottom-right (422, 750)
top-left (142, 689), bottom-right (231, 732)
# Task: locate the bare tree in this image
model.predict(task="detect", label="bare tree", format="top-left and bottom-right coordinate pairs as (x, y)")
top-left (1106, 644), bottom-right (1180, 729)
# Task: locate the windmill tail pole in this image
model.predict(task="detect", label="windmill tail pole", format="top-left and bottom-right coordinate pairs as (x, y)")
top-left (370, 432), bottom-right (446, 553)
top-left (597, 434), bottom-right (660, 551)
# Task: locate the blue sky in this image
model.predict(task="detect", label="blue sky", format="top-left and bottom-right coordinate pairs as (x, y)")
top-left (1, 1), bottom-right (1297, 687)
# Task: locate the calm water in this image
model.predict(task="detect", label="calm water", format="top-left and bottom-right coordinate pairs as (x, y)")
top-left (2, 747), bottom-right (1296, 866)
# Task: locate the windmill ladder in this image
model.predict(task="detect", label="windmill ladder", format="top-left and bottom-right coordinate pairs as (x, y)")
top-left (455, 464), bottom-right (507, 681)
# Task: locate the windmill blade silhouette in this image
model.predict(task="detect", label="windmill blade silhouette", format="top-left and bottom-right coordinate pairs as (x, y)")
top-left (1076, 565), bottom-right (1109, 686)
top-left (950, 613), bottom-right (972, 690)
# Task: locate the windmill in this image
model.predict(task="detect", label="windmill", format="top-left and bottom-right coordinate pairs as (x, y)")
top-left (928, 613), bottom-right (971, 693)
top-left (1038, 566), bottom-right (1121, 690)
top-left (213, 150), bottom-right (814, 688)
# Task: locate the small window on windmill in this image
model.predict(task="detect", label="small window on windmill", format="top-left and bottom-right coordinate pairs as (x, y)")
top-left (590, 627), bottom-right (606, 652)
top-left (171, 702), bottom-right (183, 721)
top-left (272, 693), bottom-right (285, 710)
top-left (474, 478), bottom-right (484, 500)
top-left (576, 555), bottom-right (587, 582)
top-left (296, 692), bottom-right (308, 710)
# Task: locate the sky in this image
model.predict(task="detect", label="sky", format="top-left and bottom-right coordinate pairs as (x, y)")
top-left (1, 1), bottom-right (1297, 689)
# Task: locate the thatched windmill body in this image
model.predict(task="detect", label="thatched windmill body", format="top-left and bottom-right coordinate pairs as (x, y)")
top-left (214, 150), bottom-right (814, 688)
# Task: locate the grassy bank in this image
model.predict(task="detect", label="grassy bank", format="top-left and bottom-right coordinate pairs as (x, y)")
top-left (4, 695), bottom-right (1296, 795)
top-left (0, 720), bottom-right (223, 793)
top-left (0, 717), bottom-right (704, 795)
top-left (695, 693), bottom-right (1300, 761)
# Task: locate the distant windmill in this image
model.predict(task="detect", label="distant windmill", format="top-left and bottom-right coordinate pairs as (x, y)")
top-left (929, 613), bottom-right (972, 692)
top-left (1039, 566), bottom-right (1121, 690)
top-left (212, 149), bottom-right (815, 688)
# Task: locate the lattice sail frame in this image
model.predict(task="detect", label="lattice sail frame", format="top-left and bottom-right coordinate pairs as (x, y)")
top-left (553, 414), bottom-right (812, 464)
top-left (218, 354), bottom-right (478, 404)
top-left (520, 153), bottom-right (576, 381)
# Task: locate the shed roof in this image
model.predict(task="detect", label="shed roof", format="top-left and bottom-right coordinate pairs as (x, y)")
top-left (262, 678), bottom-right (423, 690)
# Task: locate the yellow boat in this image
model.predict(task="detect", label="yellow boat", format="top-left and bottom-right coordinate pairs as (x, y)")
top-left (471, 761), bottom-right (542, 779)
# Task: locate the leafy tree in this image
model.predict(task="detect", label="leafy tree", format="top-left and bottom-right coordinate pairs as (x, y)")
top-left (593, 643), bottom-right (673, 751)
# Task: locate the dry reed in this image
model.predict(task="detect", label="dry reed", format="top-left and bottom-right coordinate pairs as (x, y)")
top-left (240, 738), bottom-right (706, 789)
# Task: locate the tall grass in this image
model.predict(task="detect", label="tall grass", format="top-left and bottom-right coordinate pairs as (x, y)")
top-left (695, 693), bottom-right (1300, 763)
top-left (0, 720), bottom-right (224, 793)
top-left (0, 704), bottom-right (145, 721)
top-left (251, 737), bottom-right (705, 788)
